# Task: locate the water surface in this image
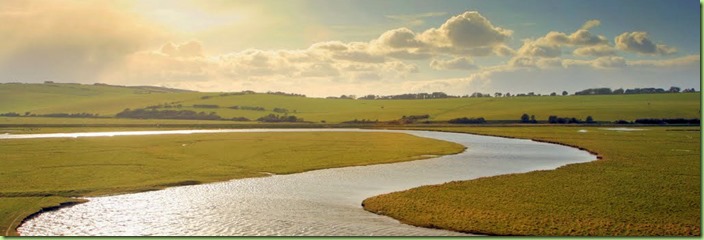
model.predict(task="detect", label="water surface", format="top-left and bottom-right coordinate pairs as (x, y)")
top-left (15, 129), bottom-right (596, 236)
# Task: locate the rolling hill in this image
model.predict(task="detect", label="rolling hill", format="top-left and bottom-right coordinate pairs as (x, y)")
top-left (0, 83), bottom-right (699, 124)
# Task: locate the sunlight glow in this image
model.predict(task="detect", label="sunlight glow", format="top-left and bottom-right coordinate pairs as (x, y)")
top-left (132, 0), bottom-right (247, 33)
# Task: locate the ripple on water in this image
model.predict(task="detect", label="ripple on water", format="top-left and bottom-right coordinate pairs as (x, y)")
top-left (16, 129), bottom-right (596, 236)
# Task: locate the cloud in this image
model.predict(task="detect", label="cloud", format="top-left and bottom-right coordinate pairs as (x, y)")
top-left (375, 28), bottom-right (425, 49)
top-left (419, 11), bottom-right (512, 49)
top-left (580, 19), bottom-right (601, 30)
top-left (629, 55), bottom-right (700, 67)
top-left (516, 39), bottom-right (562, 58)
top-left (591, 56), bottom-right (627, 69)
top-left (372, 11), bottom-right (516, 58)
top-left (160, 41), bottom-right (205, 58)
top-left (615, 32), bottom-right (677, 55)
top-left (430, 57), bottom-right (477, 70)
top-left (516, 20), bottom-right (609, 58)
top-left (309, 41), bottom-right (349, 52)
top-left (573, 45), bottom-right (616, 56)
top-left (568, 29), bottom-right (608, 46)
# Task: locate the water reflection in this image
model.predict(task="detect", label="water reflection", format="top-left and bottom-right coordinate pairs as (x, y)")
top-left (16, 129), bottom-right (596, 236)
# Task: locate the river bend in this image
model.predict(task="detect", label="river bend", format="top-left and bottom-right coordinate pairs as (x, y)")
top-left (13, 129), bottom-right (596, 236)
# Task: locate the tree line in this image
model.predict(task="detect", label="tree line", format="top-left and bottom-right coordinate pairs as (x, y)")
top-left (332, 85), bottom-right (698, 100)
top-left (116, 108), bottom-right (305, 123)
top-left (574, 87), bottom-right (696, 96)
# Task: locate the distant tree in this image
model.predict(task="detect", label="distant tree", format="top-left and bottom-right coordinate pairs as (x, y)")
top-left (562, 91), bottom-right (568, 96)
top-left (448, 117), bottom-right (486, 124)
top-left (527, 92), bottom-right (535, 96)
top-left (613, 88), bottom-right (625, 94)
top-left (575, 88), bottom-right (612, 95)
top-left (548, 115), bottom-right (558, 124)
top-left (470, 92), bottom-right (485, 98)
top-left (530, 115), bottom-right (537, 123)
top-left (505, 92), bottom-right (511, 97)
top-left (0, 112), bottom-right (20, 117)
top-left (550, 92), bottom-right (557, 96)
top-left (495, 92), bottom-right (503, 97)
top-left (682, 88), bottom-right (696, 93)
top-left (521, 113), bottom-right (530, 123)
top-left (669, 86), bottom-right (681, 93)
top-left (586, 116), bottom-right (595, 123)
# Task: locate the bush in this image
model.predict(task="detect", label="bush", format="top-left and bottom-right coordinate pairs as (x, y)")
top-left (448, 117), bottom-right (486, 124)
top-left (634, 118), bottom-right (700, 125)
top-left (231, 117), bottom-right (250, 122)
top-left (116, 108), bottom-right (222, 120)
top-left (548, 115), bottom-right (581, 124)
top-left (273, 108), bottom-right (289, 114)
top-left (342, 119), bottom-right (379, 124)
top-left (193, 104), bottom-right (220, 109)
top-left (0, 112), bottom-right (20, 117)
top-left (400, 114), bottom-right (430, 123)
top-left (257, 114), bottom-right (302, 122)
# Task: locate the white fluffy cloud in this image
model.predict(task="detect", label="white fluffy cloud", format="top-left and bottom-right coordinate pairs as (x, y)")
top-left (420, 11), bottom-right (512, 49)
top-left (375, 28), bottom-right (425, 49)
top-left (580, 19), bottom-right (601, 30)
top-left (372, 11), bottom-right (515, 58)
top-left (615, 32), bottom-right (677, 55)
top-left (516, 20), bottom-right (610, 58)
top-left (430, 57), bottom-right (477, 70)
top-left (516, 39), bottom-right (562, 58)
top-left (573, 45), bottom-right (616, 57)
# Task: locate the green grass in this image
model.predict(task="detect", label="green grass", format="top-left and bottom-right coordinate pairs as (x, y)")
top-left (362, 126), bottom-right (700, 236)
top-left (174, 91), bottom-right (702, 123)
top-left (0, 83), bottom-right (208, 116)
top-left (1, 83), bottom-right (699, 123)
top-left (0, 131), bottom-right (464, 236)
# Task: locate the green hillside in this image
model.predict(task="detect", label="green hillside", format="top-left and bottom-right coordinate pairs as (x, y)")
top-left (0, 83), bottom-right (206, 116)
top-left (0, 83), bottom-right (699, 123)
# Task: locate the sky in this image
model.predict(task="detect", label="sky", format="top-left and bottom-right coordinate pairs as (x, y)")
top-left (0, 0), bottom-right (700, 97)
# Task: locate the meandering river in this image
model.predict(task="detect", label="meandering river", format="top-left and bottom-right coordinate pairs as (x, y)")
top-left (12, 129), bottom-right (596, 236)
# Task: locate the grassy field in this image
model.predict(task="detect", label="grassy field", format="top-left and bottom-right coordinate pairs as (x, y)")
top-left (0, 131), bottom-right (465, 236)
top-left (362, 126), bottom-right (701, 236)
top-left (1, 83), bottom-right (699, 123)
top-left (182, 91), bottom-right (700, 123)
top-left (0, 83), bottom-right (207, 116)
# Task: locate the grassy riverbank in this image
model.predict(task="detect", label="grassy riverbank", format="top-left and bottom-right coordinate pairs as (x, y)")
top-left (362, 126), bottom-right (700, 236)
top-left (0, 131), bottom-right (464, 236)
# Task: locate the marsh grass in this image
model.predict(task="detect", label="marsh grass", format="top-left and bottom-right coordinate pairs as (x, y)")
top-left (0, 131), bottom-right (464, 235)
top-left (362, 126), bottom-right (700, 236)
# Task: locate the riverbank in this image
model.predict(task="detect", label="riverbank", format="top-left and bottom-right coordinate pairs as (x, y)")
top-left (362, 126), bottom-right (701, 236)
top-left (1, 130), bottom-right (464, 236)
top-left (16, 129), bottom-right (593, 236)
